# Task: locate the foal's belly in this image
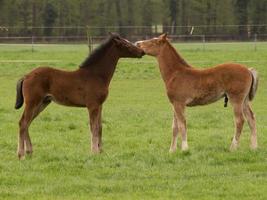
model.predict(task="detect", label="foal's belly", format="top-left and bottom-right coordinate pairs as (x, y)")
top-left (186, 92), bottom-right (225, 107)
top-left (45, 93), bottom-right (86, 107)
top-left (47, 88), bottom-right (108, 108)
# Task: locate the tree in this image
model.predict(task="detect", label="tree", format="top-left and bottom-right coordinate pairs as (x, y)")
top-left (250, 0), bottom-right (267, 35)
top-left (235, 0), bottom-right (249, 39)
top-left (141, 0), bottom-right (153, 35)
top-left (180, 0), bottom-right (191, 34)
top-left (169, 0), bottom-right (178, 34)
top-left (17, 0), bottom-right (32, 36)
top-left (115, 0), bottom-right (125, 36)
top-left (0, 0), bottom-right (266, 39)
top-left (43, 3), bottom-right (57, 36)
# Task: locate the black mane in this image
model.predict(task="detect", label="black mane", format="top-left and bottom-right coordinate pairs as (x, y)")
top-left (79, 36), bottom-right (115, 68)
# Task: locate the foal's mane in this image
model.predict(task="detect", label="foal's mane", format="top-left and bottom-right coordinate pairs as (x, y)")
top-left (165, 40), bottom-right (191, 68)
top-left (79, 36), bottom-right (114, 68)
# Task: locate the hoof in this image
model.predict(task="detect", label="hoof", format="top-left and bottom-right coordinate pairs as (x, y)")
top-left (229, 146), bottom-right (237, 152)
top-left (17, 152), bottom-right (25, 160)
top-left (181, 150), bottom-right (191, 156)
top-left (91, 148), bottom-right (101, 154)
top-left (181, 142), bottom-right (189, 151)
top-left (250, 138), bottom-right (257, 150)
top-left (26, 150), bottom-right (33, 158)
top-left (181, 147), bottom-right (189, 152)
top-left (26, 150), bottom-right (33, 155)
top-left (250, 144), bottom-right (258, 150)
top-left (230, 143), bottom-right (238, 151)
top-left (169, 148), bottom-right (177, 153)
top-left (230, 137), bottom-right (238, 151)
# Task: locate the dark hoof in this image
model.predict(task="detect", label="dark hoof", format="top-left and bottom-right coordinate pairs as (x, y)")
top-left (17, 152), bottom-right (25, 160)
top-left (26, 150), bottom-right (33, 155)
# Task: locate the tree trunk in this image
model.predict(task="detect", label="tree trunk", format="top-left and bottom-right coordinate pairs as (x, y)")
top-left (170, 0), bottom-right (177, 34)
top-left (115, 0), bottom-right (125, 36)
top-left (235, 0), bottom-right (249, 39)
top-left (32, 0), bottom-right (37, 36)
top-left (127, 0), bottom-right (134, 36)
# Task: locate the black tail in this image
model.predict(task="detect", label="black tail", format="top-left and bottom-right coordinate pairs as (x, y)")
top-left (15, 78), bottom-right (24, 109)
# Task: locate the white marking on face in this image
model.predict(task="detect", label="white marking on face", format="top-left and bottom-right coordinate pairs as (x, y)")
top-left (136, 40), bottom-right (144, 43)
top-left (121, 38), bottom-right (131, 44)
top-left (124, 38), bottom-right (130, 43)
top-left (134, 40), bottom-right (144, 46)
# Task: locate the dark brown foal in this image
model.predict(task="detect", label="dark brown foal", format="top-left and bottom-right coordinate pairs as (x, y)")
top-left (136, 34), bottom-right (258, 152)
top-left (15, 33), bottom-right (144, 159)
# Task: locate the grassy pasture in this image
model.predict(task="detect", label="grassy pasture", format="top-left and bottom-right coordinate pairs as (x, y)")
top-left (0, 42), bottom-right (267, 199)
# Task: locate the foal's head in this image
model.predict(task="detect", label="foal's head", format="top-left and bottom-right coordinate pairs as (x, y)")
top-left (135, 33), bottom-right (168, 56)
top-left (110, 33), bottom-right (145, 58)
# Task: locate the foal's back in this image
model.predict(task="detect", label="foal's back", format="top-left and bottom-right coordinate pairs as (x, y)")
top-left (195, 63), bottom-right (252, 93)
top-left (22, 66), bottom-right (107, 107)
top-left (168, 63), bottom-right (253, 106)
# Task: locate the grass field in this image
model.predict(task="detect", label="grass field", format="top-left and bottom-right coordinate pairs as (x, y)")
top-left (0, 42), bottom-right (267, 199)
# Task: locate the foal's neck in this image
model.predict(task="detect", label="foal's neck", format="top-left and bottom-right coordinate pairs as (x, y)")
top-left (157, 42), bottom-right (191, 82)
top-left (87, 45), bottom-right (119, 85)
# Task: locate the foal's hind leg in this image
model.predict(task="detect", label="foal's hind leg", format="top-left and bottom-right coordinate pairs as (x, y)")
top-left (18, 99), bottom-right (50, 159)
top-left (230, 102), bottom-right (245, 151)
top-left (169, 112), bottom-right (178, 153)
top-left (18, 105), bottom-right (36, 159)
top-left (18, 112), bottom-right (26, 159)
top-left (24, 101), bottom-right (51, 155)
top-left (243, 102), bottom-right (257, 149)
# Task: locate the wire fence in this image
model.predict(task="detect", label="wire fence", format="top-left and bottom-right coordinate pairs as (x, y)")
top-left (0, 34), bottom-right (266, 53)
top-left (1, 24), bottom-right (267, 36)
top-left (0, 25), bottom-right (267, 54)
top-left (1, 24), bottom-right (267, 40)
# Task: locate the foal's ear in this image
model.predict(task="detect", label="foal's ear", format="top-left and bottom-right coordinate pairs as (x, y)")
top-left (109, 32), bottom-right (120, 39)
top-left (159, 33), bottom-right (168, 41)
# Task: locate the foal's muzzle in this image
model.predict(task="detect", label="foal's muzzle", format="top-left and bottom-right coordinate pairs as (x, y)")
top-left (140, 49), bottom-right (145, 56)
top-left (134, 42), bottom-right (145, 56)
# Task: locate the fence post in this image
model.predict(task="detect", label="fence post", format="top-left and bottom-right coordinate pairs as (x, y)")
top-left (254, 33), bottom-right (257, 51)
top-left (31, 35), bottom-right (34, 52)
top-left (202, 35), bottom-right (205, 51)
top-left (86, 25), bottom-right (93, 53)
top-left (90, 36), bottom-right (93, 53)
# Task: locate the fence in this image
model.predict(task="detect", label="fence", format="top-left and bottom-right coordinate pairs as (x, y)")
top-left (0, 34), bottom-right (266, 53)
top-left (1, 24), bottom-right (267, 39)
top-left (0, 25), bottom-right (267, 53)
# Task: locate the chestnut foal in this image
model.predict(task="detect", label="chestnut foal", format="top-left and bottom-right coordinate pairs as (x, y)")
top-left (136, 34), bottom-right (258, 152)
top-left (15, 33), bottom-right (144, 159)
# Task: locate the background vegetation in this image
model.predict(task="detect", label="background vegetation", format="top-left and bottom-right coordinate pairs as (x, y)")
top-left (0, 0), bottom-right (267, 38)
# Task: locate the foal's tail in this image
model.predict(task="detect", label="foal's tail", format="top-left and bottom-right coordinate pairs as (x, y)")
top-left (248, 68), bottom-right (259, 101)
top-left (15, 78), bottom-right (24, 109)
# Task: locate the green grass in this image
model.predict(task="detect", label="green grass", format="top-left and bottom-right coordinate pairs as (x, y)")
top-left (0, 42), bottom-right (267, 199)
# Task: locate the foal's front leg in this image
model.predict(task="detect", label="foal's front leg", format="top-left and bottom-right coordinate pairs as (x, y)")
top-left (169, 112), bottom-right (178, 152)
top-left (173, 102), bottom-right (188, 151)
top-left (88, 106), bottom-right (102, 153)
